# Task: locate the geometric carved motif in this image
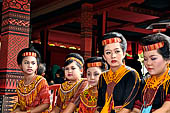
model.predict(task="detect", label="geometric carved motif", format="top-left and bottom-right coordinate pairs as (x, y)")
top-left (0, 34), bottom-right (29, 69)
top-left (81, 3), bottom-right (93, 59)
top-left (2, 18), bottom-right (30, 27)
top-left (7, 34), bottom-right (29, 69)
top-left (2, 0), bottom-right (31, 12)
top-left (0, 0), bottom-right (30, 112)
top-left (0, 94), bottom-right (18, 113)
top-left (2, 0), bottom-right (31, 36)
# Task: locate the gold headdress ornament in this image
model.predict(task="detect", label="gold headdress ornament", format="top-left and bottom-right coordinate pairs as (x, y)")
top-left (87, 62), bottom-right (102, 68)
top-left (142, 42), bottom-right (164, 51)
top-left (22, 52), bottom-right (37, 57)
top-left (66, 57), bottom-right (83, 67)
top-left (102, 37), bottom-right (121, 46)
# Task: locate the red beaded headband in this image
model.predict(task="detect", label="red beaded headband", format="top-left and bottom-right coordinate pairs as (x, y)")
top-left (22, 52), bottom-right (37, 57)
top-left (87, 62), bottom-right (102, 68)
top-left (142, 42), bottom-right (164, 51)
top-left (66, 57), bottom-right (83, 67)
top-left (102, 37), bottom-right (121, 46)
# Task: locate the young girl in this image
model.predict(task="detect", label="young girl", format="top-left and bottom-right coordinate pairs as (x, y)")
top-left (131, 33), bottom-right (170, 113)
top-left (96, 32), bottom-right (140, 113)
top-left (12, 47), bottom-right (50, 113)
top-left (78, 57), bottom-right (107, 113)
top-left (51, 53), bottom-right (88, 113)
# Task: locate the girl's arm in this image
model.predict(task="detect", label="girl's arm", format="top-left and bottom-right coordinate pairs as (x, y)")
top-left (28, 103), bottom-right (50, 113)
top-left (51, 106), bottom-right (60, 113)
top-left (130, 108), bottom-right (140, 113)
top-left (152, 101), bottom-right (170, 113)
top-left (62, 103), bottom-right (76, 113)
top-left (63, 80), bottom-right (88, 113)
top-left (29, 78), bottom-right (50, 113)
top-left (10, 107), bottom-right (21, 112)
top-left (118, 108), bottom-right (131, 113)
top-left (11, 104), bottom-right (49, 113)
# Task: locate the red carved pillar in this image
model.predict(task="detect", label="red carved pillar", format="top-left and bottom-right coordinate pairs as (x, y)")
top-left (80, 3), bottom-right (93, 60)
top-left (0, 0), bottom-right (30, 112)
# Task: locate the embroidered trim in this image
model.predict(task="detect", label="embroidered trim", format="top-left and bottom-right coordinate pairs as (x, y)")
top-left (80, 86), bottom-right (98, 108)
top-left (101, 65), bottom-right (140, 112)
top-left (16, 76), bottom-right (47, 111)
top-left (17, 76), bottom-right (43, 96)
top-left (103, 65), bottom-right (130, 85)
top-left (60, 80), bottom-right (81, 93)
top-left (142, 68), bottom-right (170, 106)
top-left (59, 79), bottom-right (83, 110)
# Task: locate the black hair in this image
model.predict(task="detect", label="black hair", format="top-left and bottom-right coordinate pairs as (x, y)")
top-left (17, 46), bottom-right (41, 66)
top-left (37, 63), bottom-right (46, 75)
top-left (140, 33), bottom-right (170, 60)
top-left (64, 53), bottom-right (84, 69)
top-left (102, 32), bottom-right (127, 53)
top-left (85, 57), bottom-right (107, 72)
top-left (55, 68), bottom-right (64, 78)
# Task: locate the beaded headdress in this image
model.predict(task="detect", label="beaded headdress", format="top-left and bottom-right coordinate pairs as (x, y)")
top-left (102, 37), bottom-right (121, 46)
top-left (66, 57), bottom-right (83, 67)
top-left (22, 52), bottom-right (37, 57)
top-left (87, 62), bottom-right (102, 68)
top-left (142, 42), bottom-right (164, 51)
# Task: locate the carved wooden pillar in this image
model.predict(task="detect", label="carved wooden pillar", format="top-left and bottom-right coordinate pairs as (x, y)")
top-left (97, 11), bottom-right (107, 56)
top-left (80, 3), bottom-right (93, 60)
top-left (0, 0), bottom-right (30, 112)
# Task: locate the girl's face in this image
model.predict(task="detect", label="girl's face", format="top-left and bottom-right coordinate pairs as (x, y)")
top-left (64, 61), bottom-right (82, 81)
top-left (144, 49), bottom-right (168, 76)
top-left (87, 67), bottom-right (102, 87)
top-left (21, 56), bottom-right (38, 75)
top-left (103, 43), bottom-right (125, 69)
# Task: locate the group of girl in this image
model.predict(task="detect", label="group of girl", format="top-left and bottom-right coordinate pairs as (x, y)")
top-left (11, 32), bottom-right (170, 113)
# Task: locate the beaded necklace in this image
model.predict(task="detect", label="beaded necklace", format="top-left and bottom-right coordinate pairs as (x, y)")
top-left (101, 65), bottom-right (139, 113)
top-left (142, 68), bottom-right (170, 107)
top-left (59, 79), bottom-right (83, 110)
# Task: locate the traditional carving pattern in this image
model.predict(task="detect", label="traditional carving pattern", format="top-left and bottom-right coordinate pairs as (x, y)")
top-left (2, 12), bottom-right (30, 20)
top-left (8, 34), bottom-right (29, 69)
top-left (0, 94), bottom-right (18, 112)
top-left (0, 0), bottom-right (30, 112)
top-left (2, 26), bottom-right (29, 34)
top-left (81, 3), bottom-right (93, 59)
top-left (0, 34), bottom-right (29, 69)
top-left (2, 18), bottom-right (30, 27)
top-left (81, 3), bottom-right (93, 38)
top-left (3, 0), bottom-right (30, 12)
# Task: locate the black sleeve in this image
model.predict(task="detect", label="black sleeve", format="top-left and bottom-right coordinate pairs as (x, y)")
top-left (97, 75), bottom-right (106, 108)
top-left (123, 70), bottom-right (140, 109)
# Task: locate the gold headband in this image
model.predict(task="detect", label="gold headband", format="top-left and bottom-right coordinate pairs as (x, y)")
top-left (102, 37), bottom-right (121, 46)
top-left (66, 57), bottom-right (83, 67)
top-left (87, 62), bottom-right (102, 68)
top-left (22, 52), bottom-right (37, 57)
top-left (142, 42), bottom-right (164, 51)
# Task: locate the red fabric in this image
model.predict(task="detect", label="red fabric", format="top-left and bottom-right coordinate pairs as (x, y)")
top-left (15, 76), bottom-right (50, 112)
top-left (165, 94), bottom-right (170, 101)
top-left (133, 100), bottom-right (142, 110)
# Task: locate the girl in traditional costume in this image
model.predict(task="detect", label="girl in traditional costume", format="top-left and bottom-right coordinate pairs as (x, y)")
top-left (131, 33), bottom-right (170, 113)
top-left (96, 32), bottom-right (140, 113)
top-left (12, 47), bottom-right (50, 113)
top-left (78, 57), bottom-right (107, 113)
top-left (51, 53), bottom-right (88, 113)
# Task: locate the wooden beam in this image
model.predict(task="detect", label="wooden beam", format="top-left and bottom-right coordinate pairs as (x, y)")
top-left (94, 0), bottom-right (144, 14)
top-left (31, 0), bottom-right (80, 18)
top-left (32, 9), bottom-right (81, 31)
